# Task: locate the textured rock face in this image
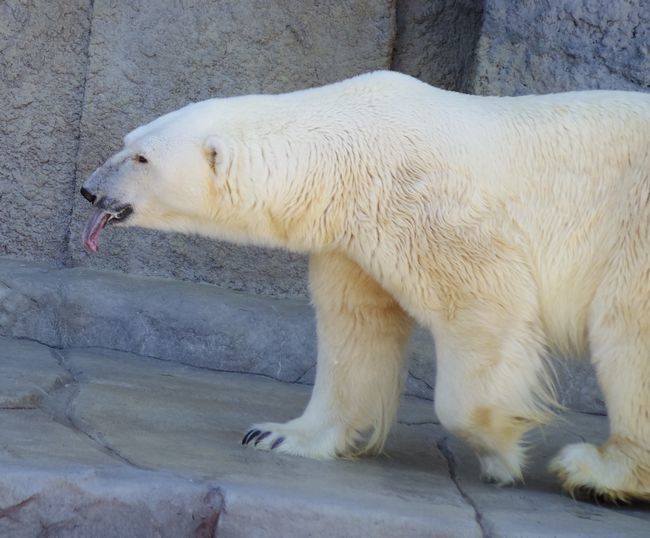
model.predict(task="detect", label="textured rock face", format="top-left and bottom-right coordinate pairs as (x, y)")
top-left (472, 0), bottom-right (650, 95)
top-left (0, 466), bottom-right (223, 538)
top-left (392, 0), bottom-right (484, 91)
top-left (0, 1), bottom-right (91, 263)
top-left (0, 338), bottom-right (71, 408)
top-left (68, 0), bottom-right (395, 297)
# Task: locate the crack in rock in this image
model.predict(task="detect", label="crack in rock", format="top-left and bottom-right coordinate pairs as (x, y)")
top-left (407, 368), bottom-right (434, 393)
top-left (9, 333), bottom-right (287, 385)
top-left (193, 488), bottom-right (224, 538)
top-left (397, 419), bottom-right (440, 426)
top-left (38, 349), bottom-right (149, 470)
top-left (436, 437), bottom-right (491, 538)
top-left (62, 0), bottom-right (96, 268)
top-left (292, 362), bottom-right (315, 384)
top-left (0, 494), bottom-right (36, 520)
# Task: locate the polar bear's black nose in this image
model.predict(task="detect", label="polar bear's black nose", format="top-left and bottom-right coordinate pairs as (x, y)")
top-left (80, 187), bottom-right (97, 204)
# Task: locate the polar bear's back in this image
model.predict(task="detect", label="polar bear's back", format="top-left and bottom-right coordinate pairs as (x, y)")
top-left (322, 75), bottom-right (649, 354)
top-left (343, 75), bottom-right (649, 354)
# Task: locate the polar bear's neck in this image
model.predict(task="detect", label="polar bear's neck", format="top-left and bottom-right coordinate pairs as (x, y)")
top-left (202, 82), bottom-right (448, 256)
top-left (194, 74), bottom-right (478, 263)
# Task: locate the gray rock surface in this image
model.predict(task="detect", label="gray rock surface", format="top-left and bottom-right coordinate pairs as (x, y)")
top-left (392, 0), bottom-right (484, 92)
top-left (444, 419), bottom-right (650, 537)
top-left (0, 338), bottom-right (71, 409)
top-left (0, 257), bottom-right (320, 384)
top-left (0, 1), bottom-right (91, 263)
top-left (472, 0), bottom-right (650, 95)
top-left (0, 258), bottom-right (607, 414)
top-left (67, 0), bottom-right (396, 297)
top-left (0, 459), bottom-right (222, 538)
top-left (0, 337), bottom-right (647, 537)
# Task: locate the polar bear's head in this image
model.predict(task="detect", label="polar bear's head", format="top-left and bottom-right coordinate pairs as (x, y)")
top-left (80, 90), bottom-right (361, 254)
top-left (80, 100), bottom-right (266, 253)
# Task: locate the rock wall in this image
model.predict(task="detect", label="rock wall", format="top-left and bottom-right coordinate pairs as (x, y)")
top-left (472, 0), bottom-right (650, 95)
top-left (393, 0), bottom-right (483, 92)
top-left (0, 1), bottom-right (91, 263)
top-left (0, 258), bottom-right (605, 412)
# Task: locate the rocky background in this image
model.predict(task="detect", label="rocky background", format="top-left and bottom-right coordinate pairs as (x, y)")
top-left (0, 1), bottom-right (648, 412)
top-left (1, 0), bottom-right (648, 296)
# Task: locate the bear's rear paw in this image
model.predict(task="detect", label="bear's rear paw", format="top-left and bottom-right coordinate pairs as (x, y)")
top-left (242, 419), bottom-right (350, 460)
top-left (549, 441), bottom-right (650, 502)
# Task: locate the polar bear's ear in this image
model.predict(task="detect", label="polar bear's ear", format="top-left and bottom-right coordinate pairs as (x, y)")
top-left (203, 135), bottom-right (232, 186)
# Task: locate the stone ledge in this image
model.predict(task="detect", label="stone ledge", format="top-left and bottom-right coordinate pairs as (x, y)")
top-left (0, 463), bottom-right (223, 538)
top-left (0, 256), bottom-right (605, 413)
top-left (0, 337), bottom-right (647, 537)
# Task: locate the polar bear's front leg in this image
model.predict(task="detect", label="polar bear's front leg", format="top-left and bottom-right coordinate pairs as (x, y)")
top-left (243, 251), bottom-right (413, 459)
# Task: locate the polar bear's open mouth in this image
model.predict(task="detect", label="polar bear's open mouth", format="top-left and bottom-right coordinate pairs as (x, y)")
top-left (82, 204), bottom-right (133, 253)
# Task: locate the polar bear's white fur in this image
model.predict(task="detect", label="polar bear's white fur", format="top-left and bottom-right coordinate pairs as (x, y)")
top-left (81, 71), bottom-right (650, 501)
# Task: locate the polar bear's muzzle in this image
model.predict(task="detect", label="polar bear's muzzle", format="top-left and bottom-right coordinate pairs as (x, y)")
top-left (80, 187), bottom-right (133, 253)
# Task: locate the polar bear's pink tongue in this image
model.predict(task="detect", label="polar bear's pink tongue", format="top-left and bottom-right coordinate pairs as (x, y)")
top-left (82, 208), bottom-right (112, 253)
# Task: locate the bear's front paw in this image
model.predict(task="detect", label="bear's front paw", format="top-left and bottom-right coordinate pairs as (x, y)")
top-left (242, 420), bottom-right (348, 460)
top-left (242, 427), bottom-right (286, 450)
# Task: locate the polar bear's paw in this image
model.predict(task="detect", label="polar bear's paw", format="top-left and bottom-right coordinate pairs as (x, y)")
top-left (478, 451), bottom-right (523, 486)
top-left (242, 419), bottom-right (350, 460)
top-left (549, 442), bottom-right (650, 502)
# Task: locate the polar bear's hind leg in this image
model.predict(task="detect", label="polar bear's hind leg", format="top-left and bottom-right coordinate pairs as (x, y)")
top-left (434, 321), bottom-right (556, 486)
top-left (550, 307), bottom-right (650, 500)
top-left (550, 218), bottom-right (650, 502)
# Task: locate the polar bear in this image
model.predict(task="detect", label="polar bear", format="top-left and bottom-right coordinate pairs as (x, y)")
top-left (80, 71), bottom-right (650, 502)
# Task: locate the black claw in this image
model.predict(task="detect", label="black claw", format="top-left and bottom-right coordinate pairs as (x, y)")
top-left (254, 431), bottom-right (272, 446)
top-left (242, 429), bottom-right (261, 445)
top-left (247, 429), bottom-right (262, 444)
top-left (271, 436), bottom-right (285, 450)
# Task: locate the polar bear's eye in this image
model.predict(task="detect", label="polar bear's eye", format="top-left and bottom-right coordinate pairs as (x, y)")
top-left (135, 154), bottom-right (148, 164)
